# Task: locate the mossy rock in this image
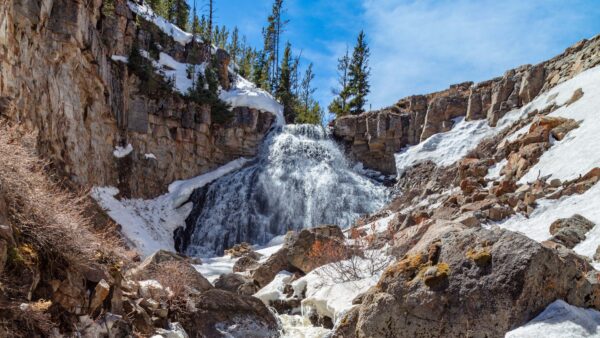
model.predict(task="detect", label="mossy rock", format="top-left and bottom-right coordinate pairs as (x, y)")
top-left (466, 248), bottom-right (492, 266)
top-left (422, 262), bottom-right (450, 289)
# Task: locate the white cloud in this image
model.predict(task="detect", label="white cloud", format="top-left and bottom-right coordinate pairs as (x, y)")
top-left (362, 0), bottom-right (594, 109)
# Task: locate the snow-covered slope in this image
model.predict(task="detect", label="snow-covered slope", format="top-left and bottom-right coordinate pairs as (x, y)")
top-left (92, 158), bottom-right (250, 257)
top-left (491, 66), bottom-right (600, 264)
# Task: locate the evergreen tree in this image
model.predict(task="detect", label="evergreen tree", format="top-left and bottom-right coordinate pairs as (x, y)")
top-left (328, 46), bottom-right (351, 117)
top-left (187, 57), bottom-right (232, 124)
top-left (263, 0), bottom-right (288, 90)
top-left (252, 51), bottom-right (270, 90)
top-left (228, 27), bottom-right (240, 66)
top-left (276, 43), bottom-right (296, 123)
top-left (296, 63), bottom-right (322, 125)
top-left (347, 31), bottom-right (371, 115)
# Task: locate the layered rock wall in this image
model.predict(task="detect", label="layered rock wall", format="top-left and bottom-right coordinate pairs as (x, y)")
top-left (0, 0), bottom-right (273, 198)
top-left (333, 36), bottom-right (600, 175)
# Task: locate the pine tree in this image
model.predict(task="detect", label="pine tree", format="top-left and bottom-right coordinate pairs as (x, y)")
top-left (348, 31), bottom-right (371, 115)
top-left (276, 43), bottom-right (296, 123)
top-left (252, 51), bottom-right (270, 90)
top-left (328, 47), bottom-right (351, 117)
top-left (296, 63), bottom-right (322, 125)
top-left (187, 57), bottom-right (232, 124)
top-left (228, 27), bottom-right (240, 66)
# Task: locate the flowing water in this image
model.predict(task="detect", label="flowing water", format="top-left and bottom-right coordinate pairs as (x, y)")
top-left (182, 124), bottom-right (390, 257)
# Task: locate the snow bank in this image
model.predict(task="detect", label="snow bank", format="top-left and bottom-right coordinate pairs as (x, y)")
top-left (113, 144), bottom-right (133, 158)
top-left (506, 300), bottom-right (600, 338)
top-left (220, 75), bottom-right (285, 126)
top-left (518, 66), bottom-right (600, 184)
top-left (168, 157), bottom-right (250, 208)
top-left (254, 271), bottom-right (294, 304)
top-left (127, 1), bottom-right (193, 45)
top-left (158, 52), bottom-right (205, 94)
top-left (92, 158), bottom-right (251, 257)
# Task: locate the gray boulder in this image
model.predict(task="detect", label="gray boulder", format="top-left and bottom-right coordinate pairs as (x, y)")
top-left (335, 227), bottom-right (600, 338)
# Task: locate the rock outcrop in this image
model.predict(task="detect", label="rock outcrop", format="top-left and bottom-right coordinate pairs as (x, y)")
top-left (250, 225), bottom-right (346, 287)
top-left (0, 0), bottom-right (275, 198)
top-left (335, 227), bottom-right (600, 338)
top-left (333, 36), bottom-right (600, 175)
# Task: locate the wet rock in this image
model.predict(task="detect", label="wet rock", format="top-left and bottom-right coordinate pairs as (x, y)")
top-left (172, 289), bottom-right (279, 338)
top-left (336, 227), bottom-right (600, 338)
top-left (549, 214), bottom-right (595, 248)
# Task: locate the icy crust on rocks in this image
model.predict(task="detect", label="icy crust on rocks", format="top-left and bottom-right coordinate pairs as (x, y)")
top-left (92, 158), bottom-right (250, 257)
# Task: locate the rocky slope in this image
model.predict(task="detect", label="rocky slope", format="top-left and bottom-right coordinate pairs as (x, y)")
top-left (0, 0), bottom-right (275, 199)
top-left (333, 36), bottom-right (600, 175)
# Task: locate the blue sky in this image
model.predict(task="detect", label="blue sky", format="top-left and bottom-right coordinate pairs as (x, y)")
top-left (189, 0), bottom-right (600, 115)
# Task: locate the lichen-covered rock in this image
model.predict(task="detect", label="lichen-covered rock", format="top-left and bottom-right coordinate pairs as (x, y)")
top-left (335, 227), bottom-right (600, 338)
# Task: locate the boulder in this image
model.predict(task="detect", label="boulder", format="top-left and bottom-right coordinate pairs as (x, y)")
top-left (225, 242), bottom-right (262, 260)
top-left (336, 227), bottom-right (600, 338)
top-left (127, 250), bottom-right (212, 293)
top-left (233, 255), bottom-right (260, 273)
top-left (284, 225), bottom-right (347, 274)
top-left (214, 273), bottom-right (260, 296)
top-left (250, 225), bottom-right (346, 287)
top-left (172, 289), bottom-right (279, 338)
top-left (549, 214), bottom-right (595, 248)
top-left (89, 279), bottom-right (111, 315)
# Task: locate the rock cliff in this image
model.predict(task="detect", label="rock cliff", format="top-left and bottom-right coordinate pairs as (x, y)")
top-left (333, 36), bottom-right (600, 175)
top-left (0, 0), bottom-right (275, 198)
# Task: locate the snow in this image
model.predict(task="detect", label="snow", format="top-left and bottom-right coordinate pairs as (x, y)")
top-left (394, 109), bottom-right (525, 174)
top-left (506, 300), bottom-right (600, 338)
top-left (220, 75), bottom-right (285, 126)
top-left (486, 159), bottom-right (508, 181)
top-left (193, 255), bottom-right (238, 284)
top-left (518, 66), bottom-right (600, 184)
top-left (113, 144), bottom-right (133, 158)
top-left (254, 271), bottom-right (294, 304)
top-left (92, 158), bottom-right (251, 257)
top-left (158, 52), bottom-right (205, 94)
top-left (127, 1), bottom-right (193, 45)
top-left (144, 153), bottom-right (157, 160)
top-left (111, 55), bottom-right (128, 63)
top-left (291, 253), bottom-right (386, 323)
top-left (279, 314), bottom-right (331, 338)
top-left (168, 158), bottom-right (250, 208)
top-left (493, 66), bottom-right (600, 264)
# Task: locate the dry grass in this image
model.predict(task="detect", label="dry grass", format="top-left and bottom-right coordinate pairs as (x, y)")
top-left (0, 121), bottom-right (128, 272)
top-left (0, 120), bottom-right (131, 335)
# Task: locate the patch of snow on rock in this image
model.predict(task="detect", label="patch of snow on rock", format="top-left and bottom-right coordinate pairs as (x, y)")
top-left (113, 144), bottom-right (133, 158)
top-left (220, 75), bottom-right (285, 126)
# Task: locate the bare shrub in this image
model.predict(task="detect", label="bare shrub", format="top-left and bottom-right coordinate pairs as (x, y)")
top-left (152, 260), bottom-right (200, 301)
top-left (310, 222), bottom-right (393, 283)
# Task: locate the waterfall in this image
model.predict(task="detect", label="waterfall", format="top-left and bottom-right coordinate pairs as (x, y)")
top-left (181, 124), bottom-right (390, 257)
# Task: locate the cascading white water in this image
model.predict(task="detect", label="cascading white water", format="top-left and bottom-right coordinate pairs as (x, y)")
top-left (183, 124), bottom-right (389, 257)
